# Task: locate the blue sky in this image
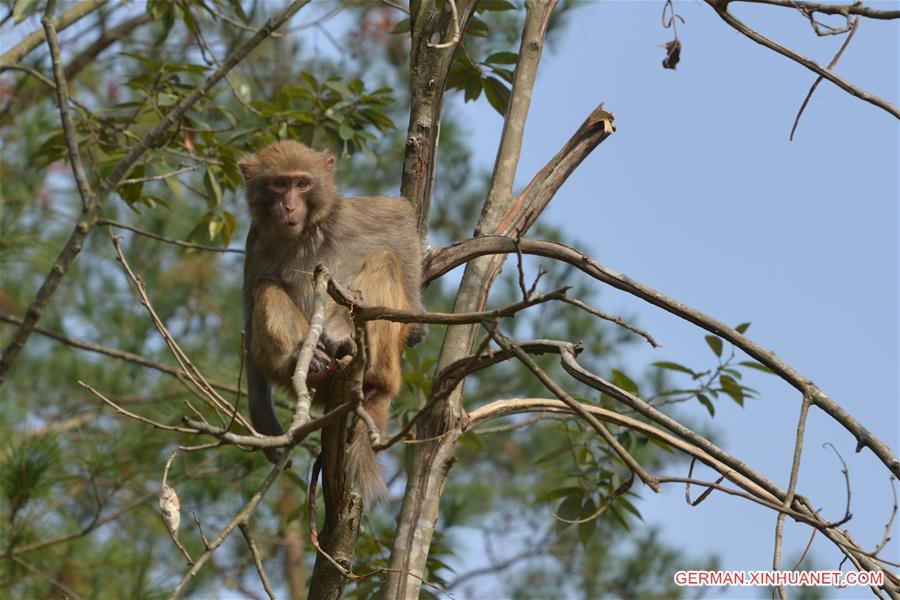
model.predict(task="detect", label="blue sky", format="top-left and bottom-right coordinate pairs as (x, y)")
top-left (3, 1), bottom-right (895, 595)
top-left (452, 1), bottom-right (898, 595)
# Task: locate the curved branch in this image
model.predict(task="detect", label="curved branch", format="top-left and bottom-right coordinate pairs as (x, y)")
top-left (1, 13), bottom-right (153, 124)
top-left (0, 0), bottom-right (108, 72)
top-left (426, 236), bottom-right (899, 478)
top-left (735, 0), bottom-right (900, 20)
top-left (706, 0), bottom-right (899, 118)
top-left (0, 312), bottom-right (242, 396)
top-left (0, 0), bottom-right (310, 384)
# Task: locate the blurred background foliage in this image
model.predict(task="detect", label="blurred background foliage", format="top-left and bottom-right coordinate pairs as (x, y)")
top-left (0, 1), bottom-right (759, 597)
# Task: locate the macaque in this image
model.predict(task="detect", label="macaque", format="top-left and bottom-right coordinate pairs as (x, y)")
top-left (240, 140), bottom-right (423, 501)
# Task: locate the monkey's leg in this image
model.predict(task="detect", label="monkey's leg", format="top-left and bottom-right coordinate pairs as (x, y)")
top-left (251, 281), bottom-right (310, 387)
top-left (352, 250), bottom-right (410, 394)
top-left (249, 281), bottom-right (333, 463)
top-left (341, 251), bottom-right (411, 501)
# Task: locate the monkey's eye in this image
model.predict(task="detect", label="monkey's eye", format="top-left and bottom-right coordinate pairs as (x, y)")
top-left (296, 178), bottom-right (311, 190)
top-left (272, 179), bottom-right (287, 190)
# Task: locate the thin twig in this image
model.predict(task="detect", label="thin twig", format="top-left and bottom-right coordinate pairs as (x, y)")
top-left (706, 0), bottom-right (898, 118)
top-left (560, 295), bottom-right (659, 347)
top-left (111, 235), bottom-right (251, 430)
top-left (0, 311), bottom-right (243, 397)
top-left (356, 405), bottom-right (383, 447)
top-left (684, 458), bottom-right (728, 506)
top-left (0, 0), bottom-right (310, 384)
top-left (489, 329), bottom-right (660, 492)
top-left (773, 393), bottom-right (813, 600)
top-left (239, 522), bottom-right (278, 600)
top-left (79, 381), bottom-right (199, 433)
top-left (425, 236), bottom-right (900, 478)
top-left (290, 265), bottom-right (330, 427)
top-left (426, 0), bottom-right (460, 48)
top-left (789, 16), bottom-right (859, 140)
top-left (823, 442), bottom-right (853, 522)
top-left (169, 450), bottom-right (294, 599)
top-left (119, 165), bottom-right (203, 184)
top-left (735, 0), bottom-right (899, 20)
top-left (0, 0), bottom-right (108, 72)
top-left (871, 477), bottom-right (897, 557)
top-left (99, 219), bottom-right (243, 253)
top-left (42, 8), bottom-right (94, 210)
top-left (11, 555), bottom-right (84, 600)
top-left (192, 512), bottom-right (212, 550)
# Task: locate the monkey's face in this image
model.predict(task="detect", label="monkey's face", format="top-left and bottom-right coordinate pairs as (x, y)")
top-left (265, 172), bottom-right (319, 237)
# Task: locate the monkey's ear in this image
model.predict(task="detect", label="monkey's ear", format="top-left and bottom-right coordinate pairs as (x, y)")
top-left (324, 156), bottom-right (335, 173)
top-left (238, 156), bottom-right (256, 181)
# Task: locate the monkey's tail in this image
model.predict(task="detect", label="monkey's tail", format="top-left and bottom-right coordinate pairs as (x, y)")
top-left (346, 390), bottom-right (390, 503)
top-left (347, 419), bottom-right (388, 503)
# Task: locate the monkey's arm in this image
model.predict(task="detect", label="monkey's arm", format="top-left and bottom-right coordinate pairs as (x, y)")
top-left (250, 281), bottom-right (334, 387)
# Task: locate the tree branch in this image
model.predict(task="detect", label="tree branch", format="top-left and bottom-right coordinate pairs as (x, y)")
top-left (401, 0), bottom-right (479, 238)
top-left (706, 0), bottom-right (899, 118)
top-left (387, 5), bottom-right (563, 593)
top-left (0, 0), bottom-right (310, 384)
top-left (1, 13), bottom-right (153, 124)
top-left (0, 312), bottom-right (242, 397)
top-left (0, 0), bottom-right (108, 72)
top-left (425, 235), bottom-right (899, 477)
top-left (42, 8), bottom-right (94, 210)
top-left (735, 0), bottom-right (899, 20)
top-left (98, 219), bottom-right (243, 253)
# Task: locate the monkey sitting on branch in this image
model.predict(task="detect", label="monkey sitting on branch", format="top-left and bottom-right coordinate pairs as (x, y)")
top-left (239, 140), bottom-right (423, 501)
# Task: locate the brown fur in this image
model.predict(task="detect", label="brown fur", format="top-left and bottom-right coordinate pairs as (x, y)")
top-left (240, 141), bottom-right (423, 502)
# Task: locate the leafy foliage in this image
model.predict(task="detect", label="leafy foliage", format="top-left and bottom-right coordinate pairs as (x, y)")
top-left (0, 2), bottom-right (723, 598)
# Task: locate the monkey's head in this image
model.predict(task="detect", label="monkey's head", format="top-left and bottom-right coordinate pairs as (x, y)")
top-left (239, 141), bottom-right (337, 238)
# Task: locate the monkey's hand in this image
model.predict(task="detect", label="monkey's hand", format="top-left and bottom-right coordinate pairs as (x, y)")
top-left (406, 323), bottom-right (428, 347)
top-left (307, 340), bottom-right (337, 384)
top-left (322, 332), bottom-right (357, 362)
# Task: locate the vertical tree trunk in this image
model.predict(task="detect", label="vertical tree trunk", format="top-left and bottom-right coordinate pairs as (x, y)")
top-left (384, 3), bottom-right (559, 598)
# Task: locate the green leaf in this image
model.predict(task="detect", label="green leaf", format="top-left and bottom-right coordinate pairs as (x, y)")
top-left (705, 335), bottom-right (723, 357)
top-left (477, 0), bottom-right (517, 11)
top-left (222, 211), bottom-right (236, 247)
top-left (652, 361), bottom-right (695, 376)
top-left (534, 444), bottom-right (569, 465)
top-left (204, 169), bottom-right (223, 208)
top-left (464, 76), bottom-right (483, 102)
top-left (556, 493), bottom-right (584, 521)
top-left (325, 80), bottom-right (353, 97)
top-left (208, 216), bottom-right (223, 241)
top-left (609, 505), bottom-right (630, 530)
top-left (735, 322), bottom-right (751, 334)
top-left (719, 375), bottom-right (744, 406)
top-left (484, 51), bottom-right (518, 65)
top-left (391, 18), bottom-right (410, 34)
top-left (697, 393), bottom-right (715, 417)
top-left (739, 360), bottom-right (774, 374)
top-left (487, 65), bottom-right (515, 84)
top-left (338, 121), bottom-right (354, 141)
top-left (611, 369), bottom-right (639, 394)
top-left (467, 16), bottom-right (490, 37)
top-left (536, 486), bottom-right (584, 502)
top-left (578, 516), bottom-right (597, 547)
top-left (483, 77), bottom-right (510, 115)
top-left (458, 430), bottom-right (486, 452)
top-left (12, 0), bottom-right (40, 23)
top-left (119, 165), bottom-right (144, 205)
top-left (617, 497), bottom-right (644, 520)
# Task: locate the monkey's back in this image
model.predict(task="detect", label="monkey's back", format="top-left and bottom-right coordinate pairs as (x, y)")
top-left (330, 196), bottom-right (422, 298)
